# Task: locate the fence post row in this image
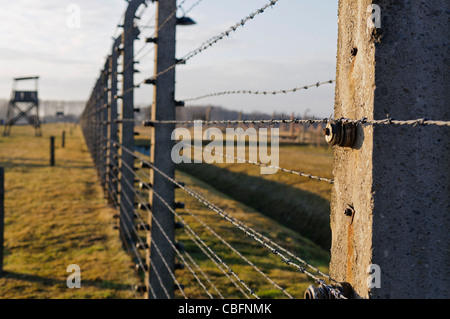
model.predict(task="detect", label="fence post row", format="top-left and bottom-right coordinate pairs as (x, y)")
top-left (80, 0), bottom-right (150, 285)
top-left (118, 0), bottom-right (144, 264)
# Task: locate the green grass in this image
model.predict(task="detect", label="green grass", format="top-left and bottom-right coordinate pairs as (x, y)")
top-left (0, 124), bottom-right (137, 299)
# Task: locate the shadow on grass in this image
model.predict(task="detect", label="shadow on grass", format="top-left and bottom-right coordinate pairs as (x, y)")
top-left (1, 271), bottom-right (131, 291)
top-left (0, 157), bottom-right (93, 170)
top-left (177, 163), bottom-right (331, 251)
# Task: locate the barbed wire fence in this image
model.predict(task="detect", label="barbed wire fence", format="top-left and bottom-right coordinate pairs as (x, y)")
top-left (80, 0), bottom-right (450, 300)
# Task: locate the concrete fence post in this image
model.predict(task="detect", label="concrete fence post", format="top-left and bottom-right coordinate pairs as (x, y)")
top-left (119, 0), bottom-right (145, 253)
top-left (330, 1), bottom-right (449, 298)
top-left (96, 81), bottom-right (102, 176)
top-left (147, 0), bottom-right (177, 299)
top-left (49, 136), bottom-right (55, 167)
top-left (100, 60), bottom-right (110, 191)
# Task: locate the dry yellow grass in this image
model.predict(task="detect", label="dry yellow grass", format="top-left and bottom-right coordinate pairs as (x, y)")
top-left (0, 124), bottom-right (138, 299)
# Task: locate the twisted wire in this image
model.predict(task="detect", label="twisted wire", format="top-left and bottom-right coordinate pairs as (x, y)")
top-left (151, 0), bottom-right (280, 80)
top-left (106, 182), bottom-right (146, 298)
top-left (182, 228), bottom-right (250, 299)
top-left (184, 143), bottom-right (334, 184)
top-left (151, 242), bottom-right (186, 299)
top-left (182, 244), bottom-right (225, 299)
top-left (182, 80), bottom-right (335, 102)
top-left (143, 117), bottom-right (450, 127)
top-left (183, 0), bottom-right (205, 15)
top-left (148, 259), bottom-right (171, 299)
top-left (184, 208), bottom-right (294, 299)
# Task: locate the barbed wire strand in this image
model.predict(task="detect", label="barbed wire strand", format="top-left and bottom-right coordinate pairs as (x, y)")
top-left (110, 161), bottom-right (152, 231)
top-left (184, 207), bottom-right (294, 299)
top-left (106, 183), bottom-right (146, 299)
top-left (168, 201), bottom-right (260, 299)
top-left (123, 0), bottom-right (189, 73)
top-left (182, 243), bottom-right (225, 299)
top-left (182, 228), bottom-right (250, 299)
top-left (184, 0), bottom-right (206, 15)
top-left (151, 240), bottom-right (188, 299)
top-left (182, 80), bottom-right (335, 102)
top-left (148, 258), bottom-right (171, 299)
top-left (142, 117), bottom-right (450, 127)
top-left (149, 0), bottom-right (280, 82)
top-left (184, 143), bottom-right (334, 184)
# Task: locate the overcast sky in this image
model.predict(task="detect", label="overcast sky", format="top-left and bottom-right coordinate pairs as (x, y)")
top-left (0, 0), bottom-right (339, 118)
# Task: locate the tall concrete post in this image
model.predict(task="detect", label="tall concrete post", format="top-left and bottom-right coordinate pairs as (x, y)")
top-left (49, 136), bottom-right (55, 167)
top-left (147, 0), bottom-right (177, 299)
top-left (289, 112), bottom-right (294, 139)
top-left (94, 80), bottom-right (101, 172)
top-left (100, 60), bottom-right (110, 190)
top-left (108, 37), bottom-right (121, 207)
top-left (330, 1), bottom-right (449, 298)
top-left (119, 0), bottom-right (145, 246)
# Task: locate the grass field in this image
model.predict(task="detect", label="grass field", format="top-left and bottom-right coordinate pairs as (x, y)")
top-left (0, 124), bottom-right (137, 299)
top-left (171, 170), bottom-right (331, 299)
top-left (0, 123), bottom-right (332, 299)
top-left (177, 142), bottom-right (334, 250)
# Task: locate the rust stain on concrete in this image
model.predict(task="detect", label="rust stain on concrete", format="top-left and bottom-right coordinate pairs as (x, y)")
top-left (346, 223), bottom-right (354, 283)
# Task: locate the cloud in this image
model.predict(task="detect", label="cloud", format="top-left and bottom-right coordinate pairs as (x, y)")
top-left (0, 0), bottom-right (339, 118)
top-left (0, 0), bottom-right (126, 100)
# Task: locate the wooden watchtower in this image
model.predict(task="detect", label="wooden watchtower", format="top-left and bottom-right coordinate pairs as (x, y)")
top-left (3, 76), bottom-right (42, 136)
